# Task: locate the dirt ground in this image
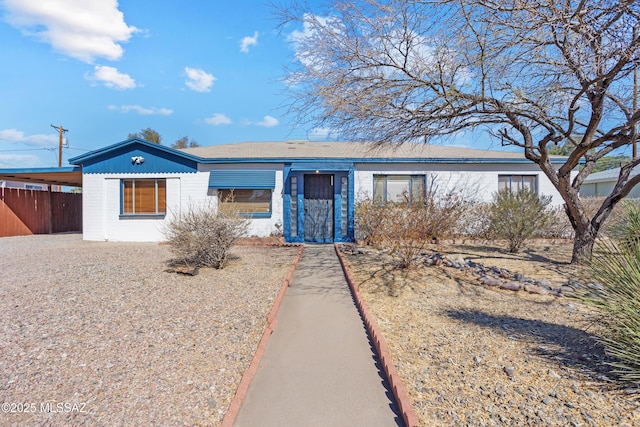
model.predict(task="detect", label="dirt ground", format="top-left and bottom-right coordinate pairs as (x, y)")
top-left (341, 239), bottom-right (640, 426)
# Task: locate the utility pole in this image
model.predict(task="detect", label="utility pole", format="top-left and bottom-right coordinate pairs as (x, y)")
top-left (50, 124), bottom-right (68, 167)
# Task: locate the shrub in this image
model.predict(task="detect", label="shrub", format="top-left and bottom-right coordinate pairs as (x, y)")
top-left (163, 201), bottom-right (249, 269)
top-left (355, 190), bottom-right (466, 268)
top-left (354, 195), bottom-right (389, 247)
top-left (539, 205), bottom-right (575, 239)
top-left (455, 201), bottom-right (494, 239)
top-left (573, 203), bottom-right (640, 386)
top-left (489, 188), bottom-right (552, 252)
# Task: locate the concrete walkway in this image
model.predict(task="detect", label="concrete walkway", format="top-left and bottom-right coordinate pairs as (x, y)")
top-left (234, 244), bottom-right (403, 427)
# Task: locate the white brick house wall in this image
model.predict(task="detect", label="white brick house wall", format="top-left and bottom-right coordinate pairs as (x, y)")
top-left (82, 172), bottom-right (205, 242)
top-left (354, 162), bottom-right (566, 206)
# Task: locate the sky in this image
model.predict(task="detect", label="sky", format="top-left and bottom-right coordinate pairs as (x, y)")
top-left (0, 0), bottom-right (329, 168)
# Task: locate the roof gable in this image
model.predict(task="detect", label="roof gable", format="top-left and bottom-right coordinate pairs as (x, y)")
top-left (69, 139), bottom-right (199, 174)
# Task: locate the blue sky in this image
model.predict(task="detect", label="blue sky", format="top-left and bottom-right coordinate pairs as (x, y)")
top-left (0, 0), bottom-right (325, 168)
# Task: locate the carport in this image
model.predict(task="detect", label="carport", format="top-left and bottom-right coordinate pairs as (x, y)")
top-left (0, 166), bottom-right (83, 188)
top-left (0, 166), bottom-right (83, 237)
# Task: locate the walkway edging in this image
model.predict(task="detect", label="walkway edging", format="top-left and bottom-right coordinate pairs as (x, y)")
top-left (221, 245), bottom-right (305, 427)
top-left (334, 244), bottom-right (420, 427)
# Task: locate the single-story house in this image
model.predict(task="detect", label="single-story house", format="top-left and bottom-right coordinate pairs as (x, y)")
top-left (68, 138), bottom-right (569, 243)
top-left (580, 166), bottom-right (640, 199)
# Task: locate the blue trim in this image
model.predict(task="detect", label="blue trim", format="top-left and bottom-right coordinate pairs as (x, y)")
top-left (0, 166), bottom-right (81, 173)
top-left (191, 156), bottom-right (565, 164)
top-left (208, 170), bottom-right (275, 189)
top-left (119, 214), bottom-right (166, 219)
top-left (194, 157), bottom-right (566, 165)
top-left (290, 161), bottom-right (354, 171)
top-left (242, 212), bottom-right (272, 219)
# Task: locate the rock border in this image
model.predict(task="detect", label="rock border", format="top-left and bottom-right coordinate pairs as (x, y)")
top-left (339, 244), bottom-right (582, 297)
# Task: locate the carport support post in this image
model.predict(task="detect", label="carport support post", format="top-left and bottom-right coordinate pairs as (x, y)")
top-left (48, 188), bottom-right (53, 234)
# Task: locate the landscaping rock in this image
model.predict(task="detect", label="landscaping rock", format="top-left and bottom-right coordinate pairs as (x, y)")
top-left (501, 281), bottom-right (524, 291)
top-left (479, 276), bottom-right (502, 287)
top-left (504, 366), bottom-right (515, 378)
top-left (536, 279), bottom-right (552, 288)
top-left (524, 284), bottom-right (549, 295)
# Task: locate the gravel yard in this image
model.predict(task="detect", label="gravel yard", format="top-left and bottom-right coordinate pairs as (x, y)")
top-left (341, 241), bottom-right (640, 426)
top-left (0, 234), bottom-right (299, 426)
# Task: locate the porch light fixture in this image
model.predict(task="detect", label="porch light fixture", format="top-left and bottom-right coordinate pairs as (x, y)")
top-left (315, 170), bottom-right (320, 174)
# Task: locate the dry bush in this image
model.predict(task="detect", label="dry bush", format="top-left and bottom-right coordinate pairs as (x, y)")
top-left (455, 201), bottom-right (494, 239)
top-left (580, 196), bottom-right (636, 238)
top-left (354, 195), bottom-right (388, 247)
top-left (163, 200), bottom-right (249, 269)
top-left (539, 205), bottom-right (575, 239)
top-left (355, 191), bottom-right (466, 268)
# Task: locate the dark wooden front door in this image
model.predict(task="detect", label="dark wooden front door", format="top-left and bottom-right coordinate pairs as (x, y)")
top-left (304, 174), bottom-right (334, 242)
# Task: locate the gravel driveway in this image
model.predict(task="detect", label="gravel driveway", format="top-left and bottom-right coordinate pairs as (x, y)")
top-left (0, 234), bottom-right (299, 426)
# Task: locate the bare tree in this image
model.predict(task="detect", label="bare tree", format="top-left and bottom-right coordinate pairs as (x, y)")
top-left (128, 128), bottom-right (162, 144)
top-left (279, 0), bottom-right (640, 262)
top-left (172, 136), bottom-right (201, 149)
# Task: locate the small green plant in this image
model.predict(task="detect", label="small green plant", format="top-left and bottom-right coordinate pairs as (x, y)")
top-left (572, 202), bottom-right (640, 385)
top-left (163, 200), bottom-right (249, 269)
top-left (489, 188), bottom-right (552, 252)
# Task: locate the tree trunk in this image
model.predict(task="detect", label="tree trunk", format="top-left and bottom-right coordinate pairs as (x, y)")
top-left (571, 226), bottom-right (597, 264)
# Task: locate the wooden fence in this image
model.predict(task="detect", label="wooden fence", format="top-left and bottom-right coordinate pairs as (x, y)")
top-left (0, 188), bottom-right (82, 237)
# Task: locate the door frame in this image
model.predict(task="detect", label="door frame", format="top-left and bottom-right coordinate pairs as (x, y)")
top-left (284, 164), bottom-right (354, 243)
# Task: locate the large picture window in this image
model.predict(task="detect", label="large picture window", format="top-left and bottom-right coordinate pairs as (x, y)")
top-left (498, 175), bottom-right (537, 193)
top-left (219, 189), bottom-right (272, 217)
top-left (122, 179), bottom-right (166, 215)
top-left (373, 175), bottom-right (425, 202)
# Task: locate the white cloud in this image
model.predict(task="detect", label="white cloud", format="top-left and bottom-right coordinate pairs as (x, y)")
top-left (204, 113), bottom-right (232, 126)
top-left (3, 0), bottom-right (138, 63)
top-left (307, 127), bottom-right (337, 140)
top-left (86, 65), bottom-right (136, 89)
top-left (108, 105), bottom-right (173, 115)
top-left (0, 129), bottom-right (57, 147)
top-left (240, 31), bottom-right (259, 53)
top-left (185, 67), bottom-right (215, 92)
top-left (0, 154), bottom-right (43, 167)
top-left (256, 115), bottom-right (279, 128)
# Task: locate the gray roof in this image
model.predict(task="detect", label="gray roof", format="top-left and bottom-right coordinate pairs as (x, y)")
top-left (181, 140), bottom-right (546, 161)
top-left (583, 166), bottom-right (640, 184)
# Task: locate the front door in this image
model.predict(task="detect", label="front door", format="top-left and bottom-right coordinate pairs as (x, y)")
top-left (304, 174), bottom-right (334, 242)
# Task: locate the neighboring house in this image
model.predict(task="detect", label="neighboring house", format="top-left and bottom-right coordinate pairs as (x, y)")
top-left (580, 167), bottom-right (640, 199)
top-left (68, 138), bottom-right (569, 243)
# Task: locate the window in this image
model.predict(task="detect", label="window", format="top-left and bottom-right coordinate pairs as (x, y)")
top-left (290, 176), bottom-right (298, 236)
top-left (341, 176), bottom-right (348, 236)
top-left (498, 175), bottom-right (537, 193)
top-left (122, 179), bottom-right (166, 215)
top-left (373, 175), bottom-right (425, 202)
top-left (219, 189), bottom-right (272, 217)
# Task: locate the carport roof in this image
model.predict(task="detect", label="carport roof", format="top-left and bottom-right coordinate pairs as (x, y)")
top-left (0, 166), bottom-right (82, 187)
